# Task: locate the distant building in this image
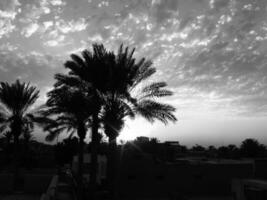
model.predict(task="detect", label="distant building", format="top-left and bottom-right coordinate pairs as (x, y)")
top-left (136, 136), bottom-right (150, 143)
top-left (164, 141), bottom-right (180, 146)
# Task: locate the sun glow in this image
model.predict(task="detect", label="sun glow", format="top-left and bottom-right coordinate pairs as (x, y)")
top-left (117, 118), bottom-right (154, 142)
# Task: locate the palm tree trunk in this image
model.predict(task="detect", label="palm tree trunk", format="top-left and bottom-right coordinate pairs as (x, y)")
top-left (78, 138), bottom-right (84, 182)
top-left (5, 136), bottom-right (11, 164)
top-left (13, 135), bottom-right (20, 189)
top-left (90, 112), bottom-right (99, 200)
top-left (77, 123), bottom-right (86, 200)
top-left (107, 135), bottom-right (118, 199)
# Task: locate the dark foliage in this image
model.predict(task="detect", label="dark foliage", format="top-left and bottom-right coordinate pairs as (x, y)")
top-left (54, 136), bottom-right (79, 166)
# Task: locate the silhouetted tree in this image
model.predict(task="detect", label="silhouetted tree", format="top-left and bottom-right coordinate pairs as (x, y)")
top-left (54, 44), bottom-right (117, 197)
top-left (217, 144), bottom-right (241, 159)
top-left (53, 44), bottom-right (176, 198)
top-left (192, 144), bottom-right (206, 152)
top-left (0, 80), bottom-right (46, 186)
top-left (240, 138), bottom-right (266, 158)
top-left (100, 45), bottom-right (176, 196)
top-left (208, 145), bottom-right (216, 151)
top-left (227, 144), bottom-right (240, 158)
top-left (179, 145), bottom-right (188, 154)
top-left (217, 146), bottom-right (229, 158)
top-left (40, 85), bottom-right (94, 194)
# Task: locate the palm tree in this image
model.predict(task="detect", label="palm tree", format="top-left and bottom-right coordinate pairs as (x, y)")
top-left (100, 98), bottom-right (133, 196)
top-left (101, 45), bottom-right (177, 196)
top-left (40, 85), bottom-right (94, 186)
top-left (54, 43), bottom-right (176, 199)
top-left (0, 80), bottom-right (43, 185)
top-left (0, 80), bottom-right (40, 145)
top-left (53, 44), bottom-right (118, 197)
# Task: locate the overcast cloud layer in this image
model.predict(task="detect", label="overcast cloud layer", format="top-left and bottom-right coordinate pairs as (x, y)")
top-left (1, 0), bottom-right (267, 145)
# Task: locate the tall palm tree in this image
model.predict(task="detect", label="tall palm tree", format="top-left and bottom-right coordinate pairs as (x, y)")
top-left (103, 45), bottom-right (177, 139)
top-left (54, 44), bottom-right (119, 197)
top-left (100, 97), bottom-right (133, 196)
top-left (0, 80), bottom-right (43, 184)
top-left (101, 45), bottom-right (177, 196)
top-left (40, 85), bottom-right (94, 185)
top-left (54, 43), bottom-right (176, 199)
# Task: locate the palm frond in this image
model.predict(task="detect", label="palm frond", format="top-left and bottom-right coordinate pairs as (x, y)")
top-left (136, 100), bottom-right (177, 124)
top-left (140, 82), bottom-right (173, 99)
top-left (0, 80), bottom-right (39, 115)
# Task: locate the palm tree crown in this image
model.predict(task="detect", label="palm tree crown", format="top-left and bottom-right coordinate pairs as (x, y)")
top-left (0, 80), bottom-right (40, 139)
top-left (41, 85), bottom-right (94, 141)
top-left (102, 45), bottom-right (177, 139)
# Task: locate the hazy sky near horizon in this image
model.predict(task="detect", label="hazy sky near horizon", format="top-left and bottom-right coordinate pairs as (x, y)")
top-left (1, 0), bottom-right (267, 146)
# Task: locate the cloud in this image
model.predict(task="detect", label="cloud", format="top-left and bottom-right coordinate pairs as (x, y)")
top-left (50, 0), bottom-right (66, 6)
top-left (19, 0), bottom-right (50, 23)
top-left (1, 0), bottom-right (267, 118)
top-left (2, 0), bottom-right (267, 144)
top-left (44, 35), bottom-right (66, 47)
top-left (0, 0), bottom-right (20, 19)
top-left (40, 18), bottom-right (87, 47)
top-left (0, 20), bottom-right (15, 38)
top-left (56, 18), bottom-right (87, 33)
top-left (209, 0), bottom-right (230, 11)
top-left (21, 23), bottom-right (39, 37)
top-left (0, 0), bottom-right (20, 38)
top-left (0, 42), bottom-right (18, 51)
top-left (0, 49), bottom-right (63, 89)
top-left (151, 0), bottom-right (179, 25)
top-left (18, 0), bottom-right (66, 24)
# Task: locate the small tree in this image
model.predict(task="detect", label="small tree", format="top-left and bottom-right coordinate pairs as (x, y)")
top-left (240, 138), bottom-right (266, 158)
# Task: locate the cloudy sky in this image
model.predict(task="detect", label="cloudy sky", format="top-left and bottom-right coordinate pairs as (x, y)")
top-left (1, 0), bottom-right (267, 146)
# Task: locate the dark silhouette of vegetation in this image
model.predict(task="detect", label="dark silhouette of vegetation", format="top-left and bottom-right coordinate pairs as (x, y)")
top-left (192, 144), bottom-right (206, 152)
top-left (240, 138), bottom-right (266, 158)
top-left (49, 43), bottom-right (176, 199)
top-left (99, 45), bottom-right (177, 197)
top-left (53, 44), bottom-right (117, 198)
top-left (0, 80), bottom-right (48, 188)
top-left (54, 135), bottom-right (79, 166)
top-left (39, 85), bottom-right (95, 199)
top-left (121, 137), bottom-right (267, 162)
top-left (2, 44), bottom-right (267, 200)
top-left (0, 80), bottom-right (39, 153)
